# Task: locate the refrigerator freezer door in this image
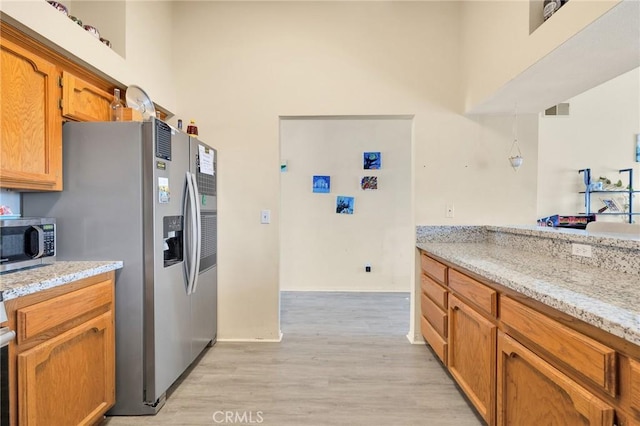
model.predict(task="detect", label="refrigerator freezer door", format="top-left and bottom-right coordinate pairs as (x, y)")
top-left (189, 137), bottom-right (218, 358)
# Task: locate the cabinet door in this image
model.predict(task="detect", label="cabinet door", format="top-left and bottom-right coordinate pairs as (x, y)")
top-left (630, 358), bottom-right (640, 414)
top-left (0, 37), bottom-right (62, 191)
top-left (17, 311), bottom-right (115, 426)
top-left (448, 294), bottom-right (496, 425)
top-left (497, 332), bottom-right (614, 426)
top-left (62, 71), bottom-right (112, 122)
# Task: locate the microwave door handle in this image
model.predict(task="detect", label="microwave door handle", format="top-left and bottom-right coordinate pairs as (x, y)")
top-left (190, 173), bottom-right (202, 294)
top-left (184, 172), bottom-right (198, 295)
top-left (30, 226), bottom-right (45, 258)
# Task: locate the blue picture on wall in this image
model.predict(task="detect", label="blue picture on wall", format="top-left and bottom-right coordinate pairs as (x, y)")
top-left (312, 175), bottom-right (331, 193)
top-left (336, 196), bottom-right (354, 214)
top-left (636, 134), bottom-right (640, 162)
top-left (363, 152), bottom-right (381, 170)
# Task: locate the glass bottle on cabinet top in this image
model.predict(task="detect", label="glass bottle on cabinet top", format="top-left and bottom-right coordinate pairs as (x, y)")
top-left (578, 168), bottom-right (639, 223)
top-left (110, 88), bottom-right (123, 121)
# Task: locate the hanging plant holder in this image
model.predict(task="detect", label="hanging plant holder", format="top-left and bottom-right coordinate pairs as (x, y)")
top-left (508, 108), bottom-right (523, 171)
top-left (508, 139), bottom-right (523, 171)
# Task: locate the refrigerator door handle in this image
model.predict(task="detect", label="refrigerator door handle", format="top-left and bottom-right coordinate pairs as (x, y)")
top-left (184, 171), bottom-right (198, 295)
top-left (190, 172), bottom-right (202, 294)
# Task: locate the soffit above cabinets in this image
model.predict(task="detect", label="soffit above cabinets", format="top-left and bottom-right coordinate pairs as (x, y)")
top-left (467, 0), bottom-right (640, 115)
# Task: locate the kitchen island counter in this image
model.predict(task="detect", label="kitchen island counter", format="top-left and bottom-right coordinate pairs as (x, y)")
top-left (417, 240), bottom-right (640, 346)
top-left (0, 260), bottom-right (123, 301)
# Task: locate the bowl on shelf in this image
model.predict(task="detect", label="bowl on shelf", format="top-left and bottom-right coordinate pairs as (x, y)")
top-left (83, 25), bottom-right (100, 39)
top-left (47, 1), bottom-right (68, 16)
top-left (100, 38), bottom-right (112, 48)
top-left (69, 15), bottom-right (83, 26)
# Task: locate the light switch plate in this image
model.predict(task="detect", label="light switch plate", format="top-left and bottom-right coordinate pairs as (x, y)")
top-left (261, 210), bottom-right (271, 224)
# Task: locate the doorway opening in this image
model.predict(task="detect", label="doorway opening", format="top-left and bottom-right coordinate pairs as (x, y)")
top-left (279, 115), bottom-right (414, 339)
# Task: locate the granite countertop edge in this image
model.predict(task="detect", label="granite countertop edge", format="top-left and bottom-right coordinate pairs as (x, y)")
top-left (416, 242), bottom-right (640, 347)
top-left (1, 261), bottom-right (123, 301)
top-left (486, 225), bottom-right (640, 249)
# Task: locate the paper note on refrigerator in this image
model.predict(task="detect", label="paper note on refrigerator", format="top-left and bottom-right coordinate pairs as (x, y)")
top-left (198, 145), bottom-right (215, 176)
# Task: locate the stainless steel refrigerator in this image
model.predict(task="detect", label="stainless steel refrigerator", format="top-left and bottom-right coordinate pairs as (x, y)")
top-left (23, 118), bottom-right (217, 415)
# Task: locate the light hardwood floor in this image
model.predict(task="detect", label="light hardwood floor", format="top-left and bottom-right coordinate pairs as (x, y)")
top-left (102, 292), bottom-right (482, 425)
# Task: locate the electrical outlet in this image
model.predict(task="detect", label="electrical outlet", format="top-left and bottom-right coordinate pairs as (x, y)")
top-left (365, 263), bottom-right (371, 273)
top-left (446, 204), bottom-right (454, 218)
top-left (571, 243), bottom-right (592, 257)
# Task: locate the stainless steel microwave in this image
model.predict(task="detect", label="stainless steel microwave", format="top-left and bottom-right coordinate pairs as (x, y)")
top-left (0, 217), bottom-right (56, 273)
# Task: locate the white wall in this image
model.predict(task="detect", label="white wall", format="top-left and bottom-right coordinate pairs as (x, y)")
top-left (68, 0), bottom-right (126, 57)
top-left (537, 67), bottom-right (640, 221)
top-left (280, 117), bottom-right (413, 292)
top-left (461, 0), bottom-right (620, 113)
top-left (171, 2), bottom-right (539, 341)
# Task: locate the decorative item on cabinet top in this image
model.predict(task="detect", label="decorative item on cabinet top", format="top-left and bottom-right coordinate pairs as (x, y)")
top-left (47, 1), bottom-right (68, 16)
top-left (125, 85), bottom-right (156, 120)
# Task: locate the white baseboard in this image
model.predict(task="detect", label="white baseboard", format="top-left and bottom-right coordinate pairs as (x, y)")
top-left (217, 331), bottom-right (283, 343)
top-left (406, 332), bottom-right (425, 344)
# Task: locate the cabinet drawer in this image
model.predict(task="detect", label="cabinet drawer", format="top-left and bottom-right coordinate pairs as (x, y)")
top-left (420, 254), bottom-right (446, 285)
top-left (448, 269), bottom-right (496, 317)
top-left (500, 296), bottom-right (616, 396)
top-left (421, 293), bottom-right (447, 338)
top-left (16, 280), bottom-right (112, 343)
top-left (421, 274), bottom-right (447, 310)
top-left (420, 315), bottom-right (447, 366)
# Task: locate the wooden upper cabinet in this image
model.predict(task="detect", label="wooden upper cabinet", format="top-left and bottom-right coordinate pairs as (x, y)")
top-left (61, 71), bottom-right (112, 122)
top-left (0, 35), bottom-right (62, 191)
top-left (497, 331), bottom-right (614, 426)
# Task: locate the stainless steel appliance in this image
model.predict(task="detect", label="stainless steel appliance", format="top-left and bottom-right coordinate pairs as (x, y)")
top-left (23, 118), bottom-right (217, 415)
top-left (0, 217), bottom-right (56, 273)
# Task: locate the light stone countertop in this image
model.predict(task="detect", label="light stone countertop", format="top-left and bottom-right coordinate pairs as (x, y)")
top-left (416, 241), bottom-right (640, 346)
top-left (0, 261), bottom-right (123, 301)
top-left (488, 225), bottom-right (640, 249)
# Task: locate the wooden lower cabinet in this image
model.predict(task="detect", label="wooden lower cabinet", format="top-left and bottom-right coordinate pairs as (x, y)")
top-left (497, 331), bottom-right (614, 426)
top-left (18, 312), bottom-right (114, 425)
top-left (630, 358), bottom-right (640, 413)
top-left (448, 294), bottom-right (497, 425)
top-left (418, 249), bottom-right (640, 425)
top-left (6, 272), bottom-right (116, 426)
